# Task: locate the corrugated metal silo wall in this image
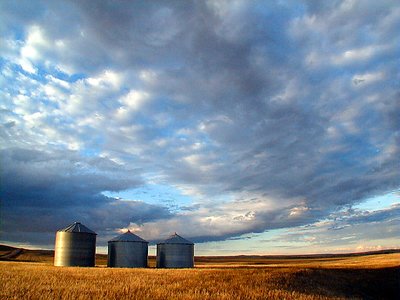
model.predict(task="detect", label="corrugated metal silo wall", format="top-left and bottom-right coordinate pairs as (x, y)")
top-left (108, 242), bottom-right (148, 268)
top-left (156, 244), bottom-right (194, 268)
top-left (54, 232), bottom-right (96, 267)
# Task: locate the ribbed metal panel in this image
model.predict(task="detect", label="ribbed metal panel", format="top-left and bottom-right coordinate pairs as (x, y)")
top-left (108, 241), bottom-right (148, 268)
top-left (156, 233), bottom-right (194, 268)
top-left (107, 231), bottom-right (148, 268)
top-left (54, 222), bottom-right (96, 267)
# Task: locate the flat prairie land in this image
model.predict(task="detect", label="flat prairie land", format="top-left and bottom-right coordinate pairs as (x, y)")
top-left (0, 247), bottom-right (399, 299)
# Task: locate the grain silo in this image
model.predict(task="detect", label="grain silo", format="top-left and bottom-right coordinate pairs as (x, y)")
top-left (108, 230), bottom-right (148, 268)
top-left (156, 233), bottom-right (194, 268)
top-left (54, 222), bottom-right (97, 267)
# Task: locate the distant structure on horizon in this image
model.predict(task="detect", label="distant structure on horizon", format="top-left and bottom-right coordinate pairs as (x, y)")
top-left (108, 230), bottom-right (148, 268)
top-left (54, 222), bottom-right (97, 267)
top-left (156, 233), bottom-right (194, 268)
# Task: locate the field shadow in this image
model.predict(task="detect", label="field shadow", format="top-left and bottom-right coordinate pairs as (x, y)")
top-left (281, 267), bottom-right (400, 300)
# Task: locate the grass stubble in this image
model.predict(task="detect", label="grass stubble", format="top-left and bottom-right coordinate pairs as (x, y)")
top-left (0, 252), bottom-right (399, 299)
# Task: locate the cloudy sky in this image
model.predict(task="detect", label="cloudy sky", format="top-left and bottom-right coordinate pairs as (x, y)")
top-left (1, 0), bottom-right (399, 255)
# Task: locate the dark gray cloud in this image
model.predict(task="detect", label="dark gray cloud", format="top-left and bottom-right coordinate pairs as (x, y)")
top-left (0, 0), bottom-right (399, 249)
top-left (0, 148), bottom-right (172, 245)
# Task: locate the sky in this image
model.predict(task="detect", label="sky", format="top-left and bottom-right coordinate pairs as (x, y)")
top-left (0, 0), bottom-right (399, 255)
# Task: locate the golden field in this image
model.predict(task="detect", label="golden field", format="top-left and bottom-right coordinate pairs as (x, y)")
top-left (0, 246), bottom-right (399, 299)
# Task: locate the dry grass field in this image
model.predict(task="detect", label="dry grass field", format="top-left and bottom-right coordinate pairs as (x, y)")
top-left (0, 245), bottom-right (399, 299)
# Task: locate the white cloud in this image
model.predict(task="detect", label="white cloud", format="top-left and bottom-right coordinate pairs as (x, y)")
top-left (352, 71), bottom-right (385, 86)
top-left (120, 90), bottom-right (149, 109)
top-left (86, 70), bottom-right (123, 90)
top-left (332, 45), bottom-right (386, 65)
top-left (139, 69), bottom-right (158, 83)
top-left (16, 25), bottom-right (51, 73)
top-left (289, 206), bottom-right (310, 217)
top-left (20, 26), bottom-right (47, 59)
top-left (18, 58), bottom-right (37, 73)
top-left (45, 75), bottom-right (71, 89)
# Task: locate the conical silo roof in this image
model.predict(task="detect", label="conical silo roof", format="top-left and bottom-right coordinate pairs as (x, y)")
top-left (159, 233), bottom-right (193, 245)
top-left (58, 222), bottom-right (96, 235)
top-left (108, 230), bottom-right (148, 243)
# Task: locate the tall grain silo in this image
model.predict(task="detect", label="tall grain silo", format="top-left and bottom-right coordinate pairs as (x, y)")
top-left (54, 222), bottom-right (97, 267)
top-left (156, 233), bottom-right (194, 268)
top-left (108, 230), bottom-right (148, 268)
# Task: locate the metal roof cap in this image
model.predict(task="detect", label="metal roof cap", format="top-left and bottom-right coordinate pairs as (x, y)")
top-left (108, 230), bottom-right (148, 243)
top-left (58, 222), bottom-right (97, 235)
top-left (158, 232), bottom-right (193, 245)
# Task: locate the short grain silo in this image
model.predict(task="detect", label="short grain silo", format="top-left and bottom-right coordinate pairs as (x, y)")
top-left (54, 222), bottom-right (97, 267)
top-left (108, 230), bottom-right (148, 268)
top-left (156, 233), bottom-right (194, 268)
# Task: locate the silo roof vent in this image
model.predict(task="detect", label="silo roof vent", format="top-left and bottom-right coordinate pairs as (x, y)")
top-left (58, 222), bottom-right (96, 235)
top-left (109, 230), bottom-right (148, 243)
top-left (160, 233), bottom-right (193, 245)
